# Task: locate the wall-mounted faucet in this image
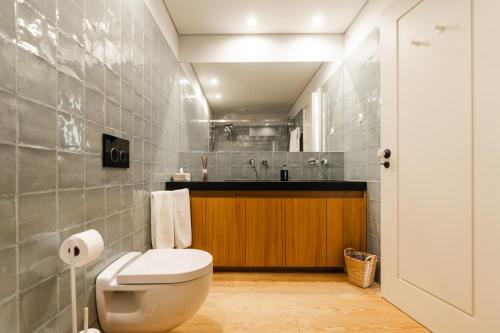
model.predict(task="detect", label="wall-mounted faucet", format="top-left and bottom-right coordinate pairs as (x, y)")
top-left (249, 159), bottom-right (255, 166)
top-left (308, 158), bottom-right (319, 166)
top-left (320, 158), bottom-right (328, 165)
top-left (261, 160), bottom-right (269, 168)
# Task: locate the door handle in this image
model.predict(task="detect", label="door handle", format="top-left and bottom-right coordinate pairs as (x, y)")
top-left (377, 148), bottom-right (392, 159)
top-left (379, 161), bottom-right (390, 169)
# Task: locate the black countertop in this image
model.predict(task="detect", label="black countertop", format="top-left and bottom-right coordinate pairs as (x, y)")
top-left (165, 180), bottom-right (366, 191)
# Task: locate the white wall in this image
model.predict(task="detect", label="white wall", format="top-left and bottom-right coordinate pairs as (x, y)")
top-left (179, 34), bottom-right (344, 63)
top-left (288, 0), bottom-right (392, 118)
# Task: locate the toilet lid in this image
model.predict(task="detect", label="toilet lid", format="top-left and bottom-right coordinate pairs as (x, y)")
top-left (117, 249), bottom-right (213, 284)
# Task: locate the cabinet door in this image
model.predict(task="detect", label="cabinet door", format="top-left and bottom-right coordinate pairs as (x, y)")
top-left (190, 197), bottom-right (206, 250)
top-left (343, 198), bottom-right (366, 252)
top-left (285, 198), bottom-right (327, 267)
top-left (245, 198), bottom-right (284, 267)
top-left (326, 198), bottom-right (344, 267)
top-left (205, 197), bottom-right (245, 266)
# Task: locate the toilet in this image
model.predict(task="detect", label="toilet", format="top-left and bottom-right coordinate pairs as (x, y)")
top-left (96, 249), bottom-right (213, 333)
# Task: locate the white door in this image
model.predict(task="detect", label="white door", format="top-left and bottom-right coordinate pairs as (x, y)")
top-left (380, 0), bottom-right (500, 332)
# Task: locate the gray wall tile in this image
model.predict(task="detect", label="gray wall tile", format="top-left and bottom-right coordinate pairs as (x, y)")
top-left (0, 0), bottom-right (208, 330)
top-left (0, 297), bottom-right (18, 332)
top-left (0, 144), bottom-right (16, 194)
top-left (59, 190), bottom-right (85, 228)
top-left (0, 90), bottom-right (16, 144)
top-left (18, 147), bottom-right (56, 193)
top-left (17, 50), bottom-right (57, 107)
top-left (85, 188), bottom-right (105, 222)
top-left (58, 152), bottom-right (84, 188)
top-left (19, 233), bottom-right (58, 290)
top-left (18, 98), bottom-right (57, 148)
top-left (0, 196), bottom-right (16, 247)
top-left (57, 72), bottom-right (84, 116)
top-left (17, 1), bottom-right (57, 65)
top-left (19, 276), bottom-right (58, 333)
top-left (0, 246), bottom-right (17, 299)
top-left (18, 192), bottom-right (57, 241)
top-left (0, 38), bottom-right (16, 93)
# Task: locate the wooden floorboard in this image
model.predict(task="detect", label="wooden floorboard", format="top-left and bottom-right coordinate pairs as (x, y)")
top-left (172, 272), bottom-right (429, 333)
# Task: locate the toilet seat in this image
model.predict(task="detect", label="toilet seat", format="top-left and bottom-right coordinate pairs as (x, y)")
top-left (117, 249), bottom-right (213, 285)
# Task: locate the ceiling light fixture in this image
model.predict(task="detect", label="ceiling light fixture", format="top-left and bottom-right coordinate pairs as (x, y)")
top-left (247, 15), bottom-right (257, 27)
top-left (312, 15), bottom-right (323, 26)
top-left (215, 93), bottom-right (222, 100)
top-left (210, 77), bottom-right (218, 86)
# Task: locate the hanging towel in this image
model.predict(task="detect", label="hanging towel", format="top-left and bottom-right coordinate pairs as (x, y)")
top-left (289, 127), bottom-right (301, 152)
top-left (151, 191), bottom-right (175, 249)
top-left (172, 188), bottom-right (192, 249)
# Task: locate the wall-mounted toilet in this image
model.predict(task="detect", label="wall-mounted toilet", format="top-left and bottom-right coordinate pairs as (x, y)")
top-left (96, 249), bottom-right (213, 333)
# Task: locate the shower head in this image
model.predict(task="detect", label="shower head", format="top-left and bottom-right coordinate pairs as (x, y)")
top-left (223, 123), bottom-right (234, 136)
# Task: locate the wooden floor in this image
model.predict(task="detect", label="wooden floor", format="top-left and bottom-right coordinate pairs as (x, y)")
top-left (172, 272), bottom-right (429, 333)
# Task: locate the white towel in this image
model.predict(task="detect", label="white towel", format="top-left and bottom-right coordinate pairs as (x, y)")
top-left (289, 127), bottom-right (301, 152)
top-left (172, 189), bottom-right (192, 249)
top-left (151, 191), bottom-right (175, 249)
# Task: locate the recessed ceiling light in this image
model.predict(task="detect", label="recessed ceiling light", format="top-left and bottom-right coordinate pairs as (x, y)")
top-left (215, 93), bottom-right (222, 100)
top-left (312, 15), bottom-right (323, 26)
top-left (210, 77), bottom-right (218, 86)
top-left (265, 123), bottom-right (270, 126)
top-left (247, 15), bottom-right (257, 27)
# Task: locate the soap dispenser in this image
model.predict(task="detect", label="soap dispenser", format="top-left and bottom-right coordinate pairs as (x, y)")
top-left (280, 165), bottom-right (289, 181)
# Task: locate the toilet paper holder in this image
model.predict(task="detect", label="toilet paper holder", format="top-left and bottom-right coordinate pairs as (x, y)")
top-left (60, 230), bottom-right (104, 333)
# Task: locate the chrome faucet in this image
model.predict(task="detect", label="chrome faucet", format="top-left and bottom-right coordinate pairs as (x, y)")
top-left (308, 158), bottom-right (319, 166)
top-left (248, 159), bottom-right (255, 166)
top-left (261, 160), bottom-right (269, 168)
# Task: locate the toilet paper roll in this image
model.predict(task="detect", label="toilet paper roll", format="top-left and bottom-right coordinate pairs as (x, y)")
top-left (59, 229), bottom-right (104, 268)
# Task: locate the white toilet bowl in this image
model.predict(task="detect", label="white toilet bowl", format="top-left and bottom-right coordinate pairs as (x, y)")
top-left (96, 249), bottom-right (213, 333)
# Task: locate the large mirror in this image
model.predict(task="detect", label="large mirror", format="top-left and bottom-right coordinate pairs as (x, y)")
top-left (191, 62), bottom-right (344, 152)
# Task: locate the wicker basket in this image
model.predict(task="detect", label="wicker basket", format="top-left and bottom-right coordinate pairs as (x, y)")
top-left (344, 248), bottom-right (377, 288)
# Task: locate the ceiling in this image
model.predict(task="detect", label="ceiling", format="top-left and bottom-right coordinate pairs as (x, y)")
top-left (193, 62), bottom-right (322, 115)
top-left (163, 0), bottom-right (367, 35)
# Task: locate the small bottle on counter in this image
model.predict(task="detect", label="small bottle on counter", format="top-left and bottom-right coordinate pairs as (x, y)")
top-left (280, 164), bottom-right (289, 181)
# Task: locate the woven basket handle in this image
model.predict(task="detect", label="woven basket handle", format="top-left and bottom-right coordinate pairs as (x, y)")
top-left (365, 255), bottom-right (374, 262)
top-left (344, 248), bottom-right (356, 256)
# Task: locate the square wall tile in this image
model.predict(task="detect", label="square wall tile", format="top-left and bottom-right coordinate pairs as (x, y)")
top-left (18, 97), bottom-right (57, 148)
top-left (19, 233), bottom-right (58, 290)
top-left (18, 192), bottom-right (57, 241)
top-left (58, 0), bottom-right (84, 45)
top-left (0, 196), bottom-right (16, 247)
top-left (85, 53), bottom-right (105, 92)
top-left (0, 90), bottom-right (16, 144)
top-left (0, 298), bottom-right (17, 332)
top-left (58, 152), bottom-right (84, 188)
top-left (20, 276), bottom-right (58, 333)
top-left (85, 188), bottom-right (105, 222)
top-left (57, 32), bottom-right (84, 80)
top-left (58, 71), bottom-right (84, 116)
top-left (85, 154), bottom-right (105, 187)
top-left (59, 190), bottom-right (85, 228)
top-left (57, 111), bottom-right (84, 152)
top-left (0, 144), bottom-right (15, 195)
top-left (16, 1), bottom-right (57, 65)
top-left (18, 147), bottom-right (56, 193)
top-left (85, 87), bottom-right (105, 124)
top-left (106, 213), bottom-right (121, 244)
top-left (0, 246), bottom-right (17, 300)
top-left (17, 49), bottom-right (57, 107)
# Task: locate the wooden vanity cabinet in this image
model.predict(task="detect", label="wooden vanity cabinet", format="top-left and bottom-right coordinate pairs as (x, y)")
top-left (205, 196), bottom-right (245, 266)
top-left (245, 198), bottom-right (284, 267)
top-left (285, 198), bottom-right (327, 267)
top-left (188, 191), bottom-right (366, 269)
